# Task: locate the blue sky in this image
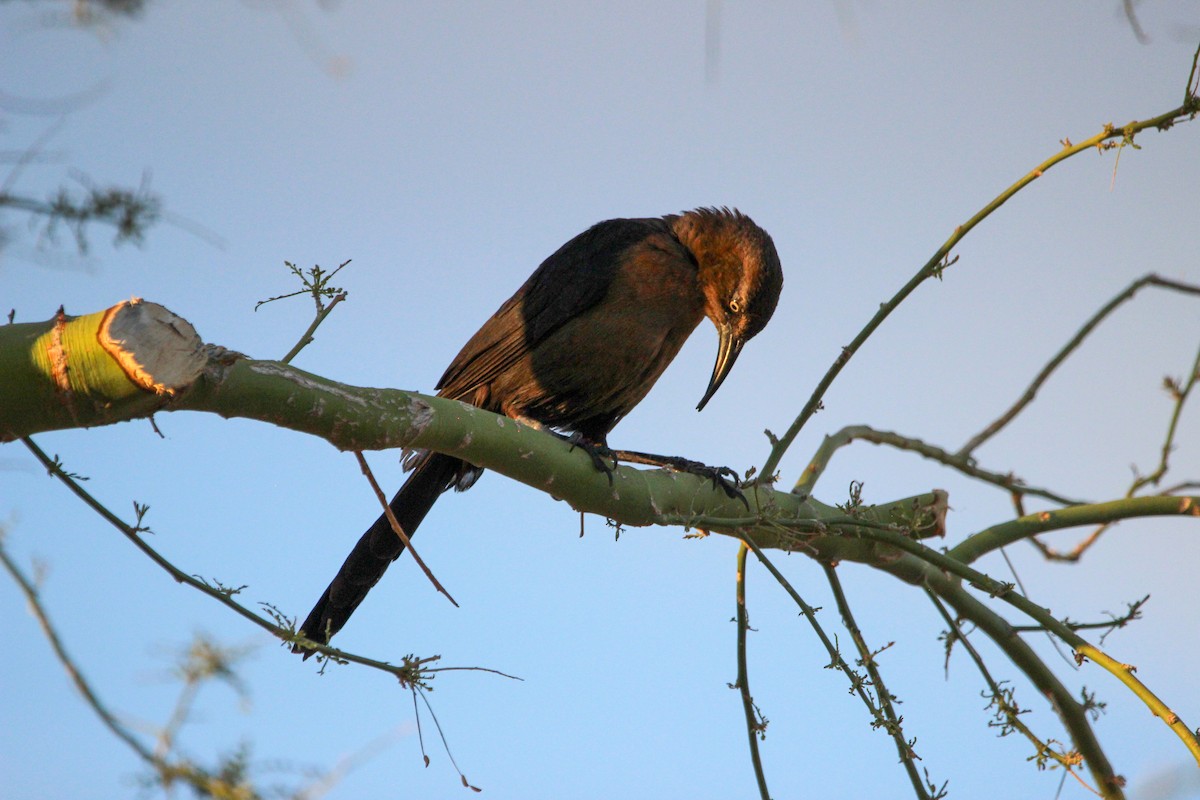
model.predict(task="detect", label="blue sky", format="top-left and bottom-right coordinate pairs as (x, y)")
top-left (2, 2), bottom-right (1199, 798)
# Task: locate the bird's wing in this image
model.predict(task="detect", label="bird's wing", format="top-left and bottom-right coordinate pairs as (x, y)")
top-left (435, 217), bottom-right (676, 400)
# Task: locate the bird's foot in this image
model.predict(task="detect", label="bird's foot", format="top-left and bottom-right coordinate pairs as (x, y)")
top-left (566, 432), bottom-right (617, 484)
top-left (611, 449), bottom-right (748, 509)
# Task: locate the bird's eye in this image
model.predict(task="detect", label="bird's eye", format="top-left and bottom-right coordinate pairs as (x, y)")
top-left (729, 298), bottom-right (743, 314)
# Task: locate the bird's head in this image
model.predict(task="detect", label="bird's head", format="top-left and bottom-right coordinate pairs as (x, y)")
top-left (671, 207), bottom-right (783, 411)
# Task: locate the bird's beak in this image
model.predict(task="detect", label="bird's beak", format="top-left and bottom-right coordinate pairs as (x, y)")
top-left (697, 322), bottom-right (745, 411)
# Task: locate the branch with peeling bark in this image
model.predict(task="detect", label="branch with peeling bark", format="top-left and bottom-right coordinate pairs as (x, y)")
top-left (1, 299), bottom-right (944, 542)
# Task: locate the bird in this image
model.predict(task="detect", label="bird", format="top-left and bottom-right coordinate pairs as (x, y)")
top-left (296, 207), bottom-right (783, 653)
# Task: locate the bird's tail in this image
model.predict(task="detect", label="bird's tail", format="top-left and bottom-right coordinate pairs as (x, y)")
top-left (295, 452), bottom-right (465, 656)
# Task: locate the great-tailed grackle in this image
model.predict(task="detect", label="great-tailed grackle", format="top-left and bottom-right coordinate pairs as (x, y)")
top-left (297, 207), bottom-right (783, 651)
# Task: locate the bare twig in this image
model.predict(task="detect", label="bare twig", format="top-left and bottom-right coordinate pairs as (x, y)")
top-left (1122, 0), bottom-right (1149, 45)
top-left (1009, 595), bottom-right (1149, 644)
top-left (269, 259), bottom-right (352, 364)
top-left (796, 424), bottom-right (1086, 506)
top-left (925, 590), bottom-right (1095, 791)
top-left (412, 685), bottom-right (482, 792)
top-left (741, 535), bottom-right (937, 798)
top-left (281, 290), bottom-right (346, 364)
top-left (958, 276), bottom-right (1200, 457)
top-left (839, 523), bottom-right (1200, 767)
top-left (0, 116), bottom-right (67, 196)
top-left (824, 564), bottom-right (930, 799)
top-left (1, 184), bottom-right (160, 253)
top-left (353, 451), bottom-right (458, 607)
top-left (1038, 341), bottom-right (1200, 560)
top-left (922, 573), bottom-right (1122, 797)
top-left (734, 542), bottom-right (771, 800)
top-left (294, 726), bottom-right (406, 800)
top-left (19, 436), bottom-right (502, 686)
top-left (0, 540), bottom-right (262, 797)
top-left (759, 76), bottom-right (1200, 483)
top-left (0, 540), bottom-right (157, 765)
top-left (1187, 40), bottom-right (1200, 104)
top-left (256, 259), bottom-right (349, 312)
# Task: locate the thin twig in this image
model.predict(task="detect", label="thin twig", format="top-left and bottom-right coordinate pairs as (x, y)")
top-left (413, 686), bottom-right (481, 792)
top-left (19, 436), bottom-right (493, 685)
top-left (294, 726), bottom-right (407, 800)
top-left (823, 564), bottom-right (930, 799)
top-left (0, 116), bottom-right (67, 196)
top-left (841, 523), bottom-right (1200, 765)
top-left (1187, 40), bottom-right (1200, 103)
top-left (2, 537), bottom-right (401, 798)
top-left (281, 290), bottom-right (347, 365)
top-left (0, 540), bottom-right (270, 795)
top-left (1099, 340), bottom-right (1200, 530)
top-left (155, 674), bottom-right (201, 762)
top-left (741, 536), bottom-right (936, 798)
top-left (759, 83), bottom-right (1200, 484)
top-left (1122, 0), bottom-right (1149, 45)
top-left (958, 276), bottom-right (1200, 457)
top-left (734, 542), bottom-right (771, 800)
top-left (796, 424), bottom-right (1086, 506)
top-left (1009, 595), bottom-right (1148, 640)
top-left (998, 545), bottom-right (1077, 669)
top-left (270, 258), bottom-right (352, 363)
top-left (924, 589), bottom-right (1096, 791)
top-left (922, 573), bottom-right (1123, 798)
top-left (0, 541), bottom-right (158, 766)
top-left (353, 451), bottom-right (458, 607)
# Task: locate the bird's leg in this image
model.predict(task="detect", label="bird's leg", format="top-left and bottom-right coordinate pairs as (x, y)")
top-left (610, 449), bottom-right (747, 508)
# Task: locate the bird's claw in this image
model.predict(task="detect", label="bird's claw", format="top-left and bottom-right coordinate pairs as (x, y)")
top-left (680, 461), bottom-right (748, 508)
top-left (567, 433), bottom-right (617, 485)
top-left (608, 448), bottom-right (749, 508)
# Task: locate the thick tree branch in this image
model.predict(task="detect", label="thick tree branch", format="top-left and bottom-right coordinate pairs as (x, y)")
top-left (2, 300), bottom-right (946, 543)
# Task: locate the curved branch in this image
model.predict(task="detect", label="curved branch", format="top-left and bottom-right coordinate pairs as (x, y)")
top-left (795, 424), bottom-right (1085, 506)
top-left (924, 573), bottom-right (1123, 798)
top-left (836, 526), bottom-right (1200, 766)
top-left (759, 71), bottom-right (1200, 483)
top-left (924, 589), bottom-right (1094, 787)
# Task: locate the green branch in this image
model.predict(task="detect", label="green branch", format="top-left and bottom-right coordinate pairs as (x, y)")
top-left (734, 543), bottom-right (771, 800)
top-left (824, 564), bottom-right (931, 800)
top-left (949, 495), bottom-right (1200, 564)
top-left (837, 524), bottom-right (1200, 768)
top-left (923, 575), bottom-right (1122, 798)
